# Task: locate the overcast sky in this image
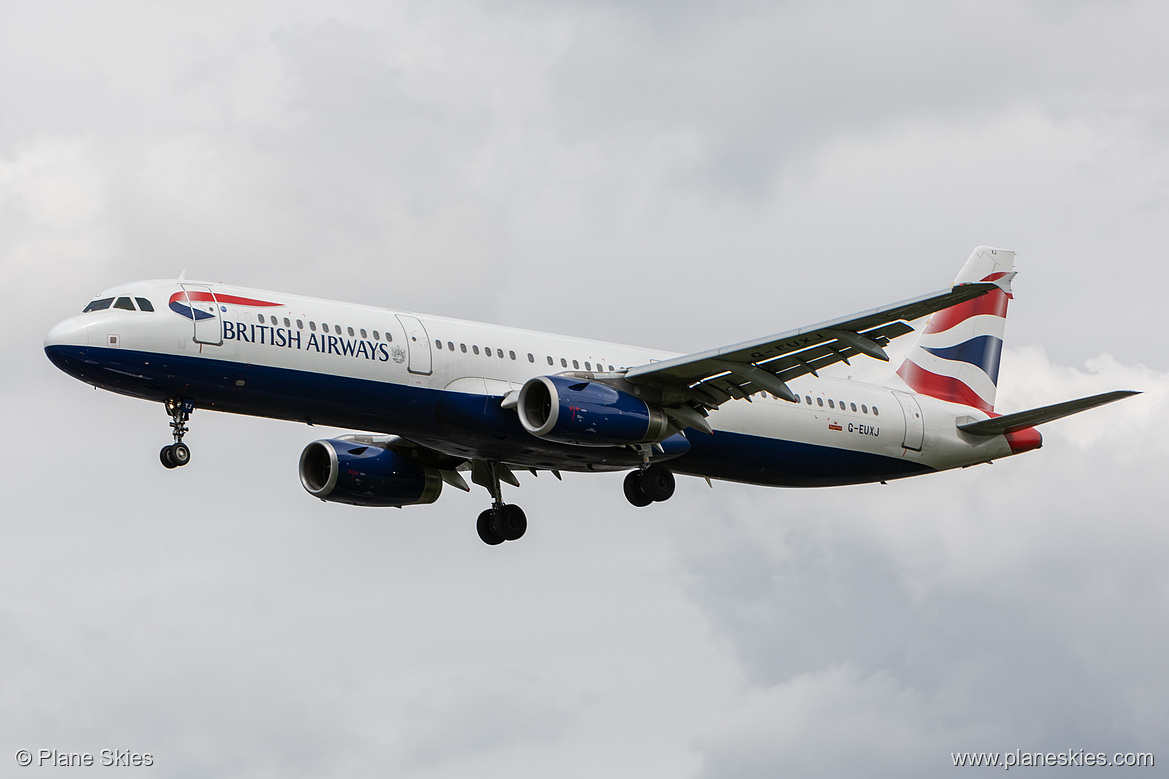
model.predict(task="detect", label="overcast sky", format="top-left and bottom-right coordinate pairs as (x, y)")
top-left (2, 1), bottom-right (1167, 776)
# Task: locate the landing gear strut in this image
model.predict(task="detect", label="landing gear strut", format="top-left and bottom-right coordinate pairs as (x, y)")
top-left (624, 463), bottom-right (675, 507)
top-left (473, 461), bottom-right (527, 545)
top-left (160, 398), bottom-right (194, 469)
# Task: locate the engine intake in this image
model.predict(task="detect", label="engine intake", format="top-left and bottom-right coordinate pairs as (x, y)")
top-left (299, 439), bottom-right (443, 507)
top-left (517, 375), bottom-right (671, 446)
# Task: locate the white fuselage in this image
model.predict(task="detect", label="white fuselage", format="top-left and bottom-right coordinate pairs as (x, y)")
top-left (45, 279), bottom-right (1018, 487)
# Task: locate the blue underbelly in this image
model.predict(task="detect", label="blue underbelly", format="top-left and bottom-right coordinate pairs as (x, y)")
top-left (45, 345), bottom-right (933, 486)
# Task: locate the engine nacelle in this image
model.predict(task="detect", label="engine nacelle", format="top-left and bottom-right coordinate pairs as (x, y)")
top-left (517, 375), bottom-right (671, 446)
top-left (299, 439), bottom-right (443, 507)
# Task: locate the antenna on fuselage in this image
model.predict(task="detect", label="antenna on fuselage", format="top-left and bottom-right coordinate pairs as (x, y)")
top-left (178, 269), bottom-right (188, 280)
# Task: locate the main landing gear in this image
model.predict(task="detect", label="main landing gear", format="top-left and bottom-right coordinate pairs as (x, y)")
top-left (474, 461), bottom-right (527, 545)
top-left (477, 504), bottom-right (527, 546)
top-left (160, 398), bottom-right (194, 469)
top-left (624, 463), bottom-right (675, 507)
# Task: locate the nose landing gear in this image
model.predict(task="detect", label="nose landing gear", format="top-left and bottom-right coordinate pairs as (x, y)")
top-left (160, 398), bottom-right (194, 469)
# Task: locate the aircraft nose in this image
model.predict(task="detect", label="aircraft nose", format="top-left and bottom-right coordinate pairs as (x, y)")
top-left (44, 316), bottom-right (90, 350)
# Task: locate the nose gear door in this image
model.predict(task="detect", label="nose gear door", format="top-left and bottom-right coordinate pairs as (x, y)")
top-left (180, 284), bottom-right (223, 345)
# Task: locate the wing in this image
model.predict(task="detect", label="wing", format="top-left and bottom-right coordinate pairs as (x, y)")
top-left (622, 282), bottom-right (1003, 429)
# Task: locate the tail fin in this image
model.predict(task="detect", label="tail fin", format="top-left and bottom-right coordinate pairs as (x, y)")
top-left (894, 246), bottom-right (1015, 413)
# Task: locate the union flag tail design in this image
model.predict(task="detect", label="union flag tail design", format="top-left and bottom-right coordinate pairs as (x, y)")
top-left (895, 246), bottom-right (1015, 413)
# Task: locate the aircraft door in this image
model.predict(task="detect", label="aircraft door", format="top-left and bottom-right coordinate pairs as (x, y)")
top-left (892, 391), bottom-right (924, 451)
top-left (180, 284), bottom-right (223, 345)
top-left (396, 314), bottom-right (432, 375)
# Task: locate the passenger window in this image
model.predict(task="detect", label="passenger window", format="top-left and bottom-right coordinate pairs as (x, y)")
top-left (473, 345), bottom-right (480, 355)
top-left (386, 332), bottom-right (392, 342)
top-left (284, 317), bottom-right (291, 327)
top-left (608, 365), bottom-right (614, 372)
top-left (435, 340), bottom-right (442, 349)
top-left (547, 356), bottom-right (553, 365)
top-left (805, 396), bottom-right (812, 405)
top-left (509, 350), bottom-right (516, 360)
top-left (572, 360), bottom-right (580, 369)
top-left (321, 322), bottom-right (328, 332)
top-left (360, 328), bottom-right (367, 338)
top-left (372, 330), bottom-right (379, 340)
top-left (310, 322), bottom-right (317, 331)
top-left (528, 353), bottom-right (534, 363)
top-left (135, 297), bottom-right (155, 312)
top-left (114, 297), bottom-right (135, 311)
top-left (851, 403), bottom-right (857, 412)
top-left (335, 325), bottom-right (341, 335)
top-left (560, 358), bottom-right (567, 368)
top-left (862, 405), bottom-right (868, 414)
top-left (817, 398), bottom-right (824, 407)
top-left (348, 327), bottom-right (355, 337)
top-left (828, 399), bottom-right (835, 409)
top-left (460, 343), bottom-right (467, 353)
top-left (873, 406), bottom-right (879, 416)
top-left (448, 342), bottom-right (454, 351)
top-left (297, 319), bottom-right (304, 329)
top-left (497, 349), bottom-right (504, 359)
top-left (584, 362), bottom-right (591, 371)
top-left (258, 314), bottom-right (266, 324)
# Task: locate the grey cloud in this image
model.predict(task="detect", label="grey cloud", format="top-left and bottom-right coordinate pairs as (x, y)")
top-left (676, 351), bottom-right (1169, 776)
top-left (4, 2), bottom-right (1168, 777)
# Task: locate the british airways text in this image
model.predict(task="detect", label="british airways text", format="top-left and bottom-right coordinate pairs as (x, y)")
top-left (222, 321), bottom-right (393, 361)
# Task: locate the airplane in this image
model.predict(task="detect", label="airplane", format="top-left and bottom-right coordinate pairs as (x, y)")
top-left (44, 246), bottom-right (1137, 545)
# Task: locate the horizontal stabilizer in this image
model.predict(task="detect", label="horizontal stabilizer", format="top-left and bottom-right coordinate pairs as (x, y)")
top-left (956, 390), bottom-right (1140, 436)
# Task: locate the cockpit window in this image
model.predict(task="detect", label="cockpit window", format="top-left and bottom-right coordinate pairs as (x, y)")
top-left (82, 297), bottom-right (114, 313)
top-left (135, 297), bottom-right (155, 312)
top-left (114, 297), bottom-right (135, 311)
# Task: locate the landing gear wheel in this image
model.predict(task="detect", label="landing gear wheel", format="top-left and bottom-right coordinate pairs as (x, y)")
top-left (495, 504), bottom-right (527, 541)
top-left (641, 464), bottom-right (675, 502)
top-left (161, 399), bottom-right (194, 471)
top-left (170, 442), bottom-right (191, 467)
top-left (624, 471), bottom-right (653, 507)
top-left (477, 509), bottom-right (505, 545)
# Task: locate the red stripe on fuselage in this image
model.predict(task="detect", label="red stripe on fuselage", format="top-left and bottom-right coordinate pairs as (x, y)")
top-left (169, 291), bottom-right (282, 307)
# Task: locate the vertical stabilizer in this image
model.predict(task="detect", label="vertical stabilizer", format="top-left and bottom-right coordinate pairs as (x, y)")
top-left (894, 246), bottom-right (1015, 413)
